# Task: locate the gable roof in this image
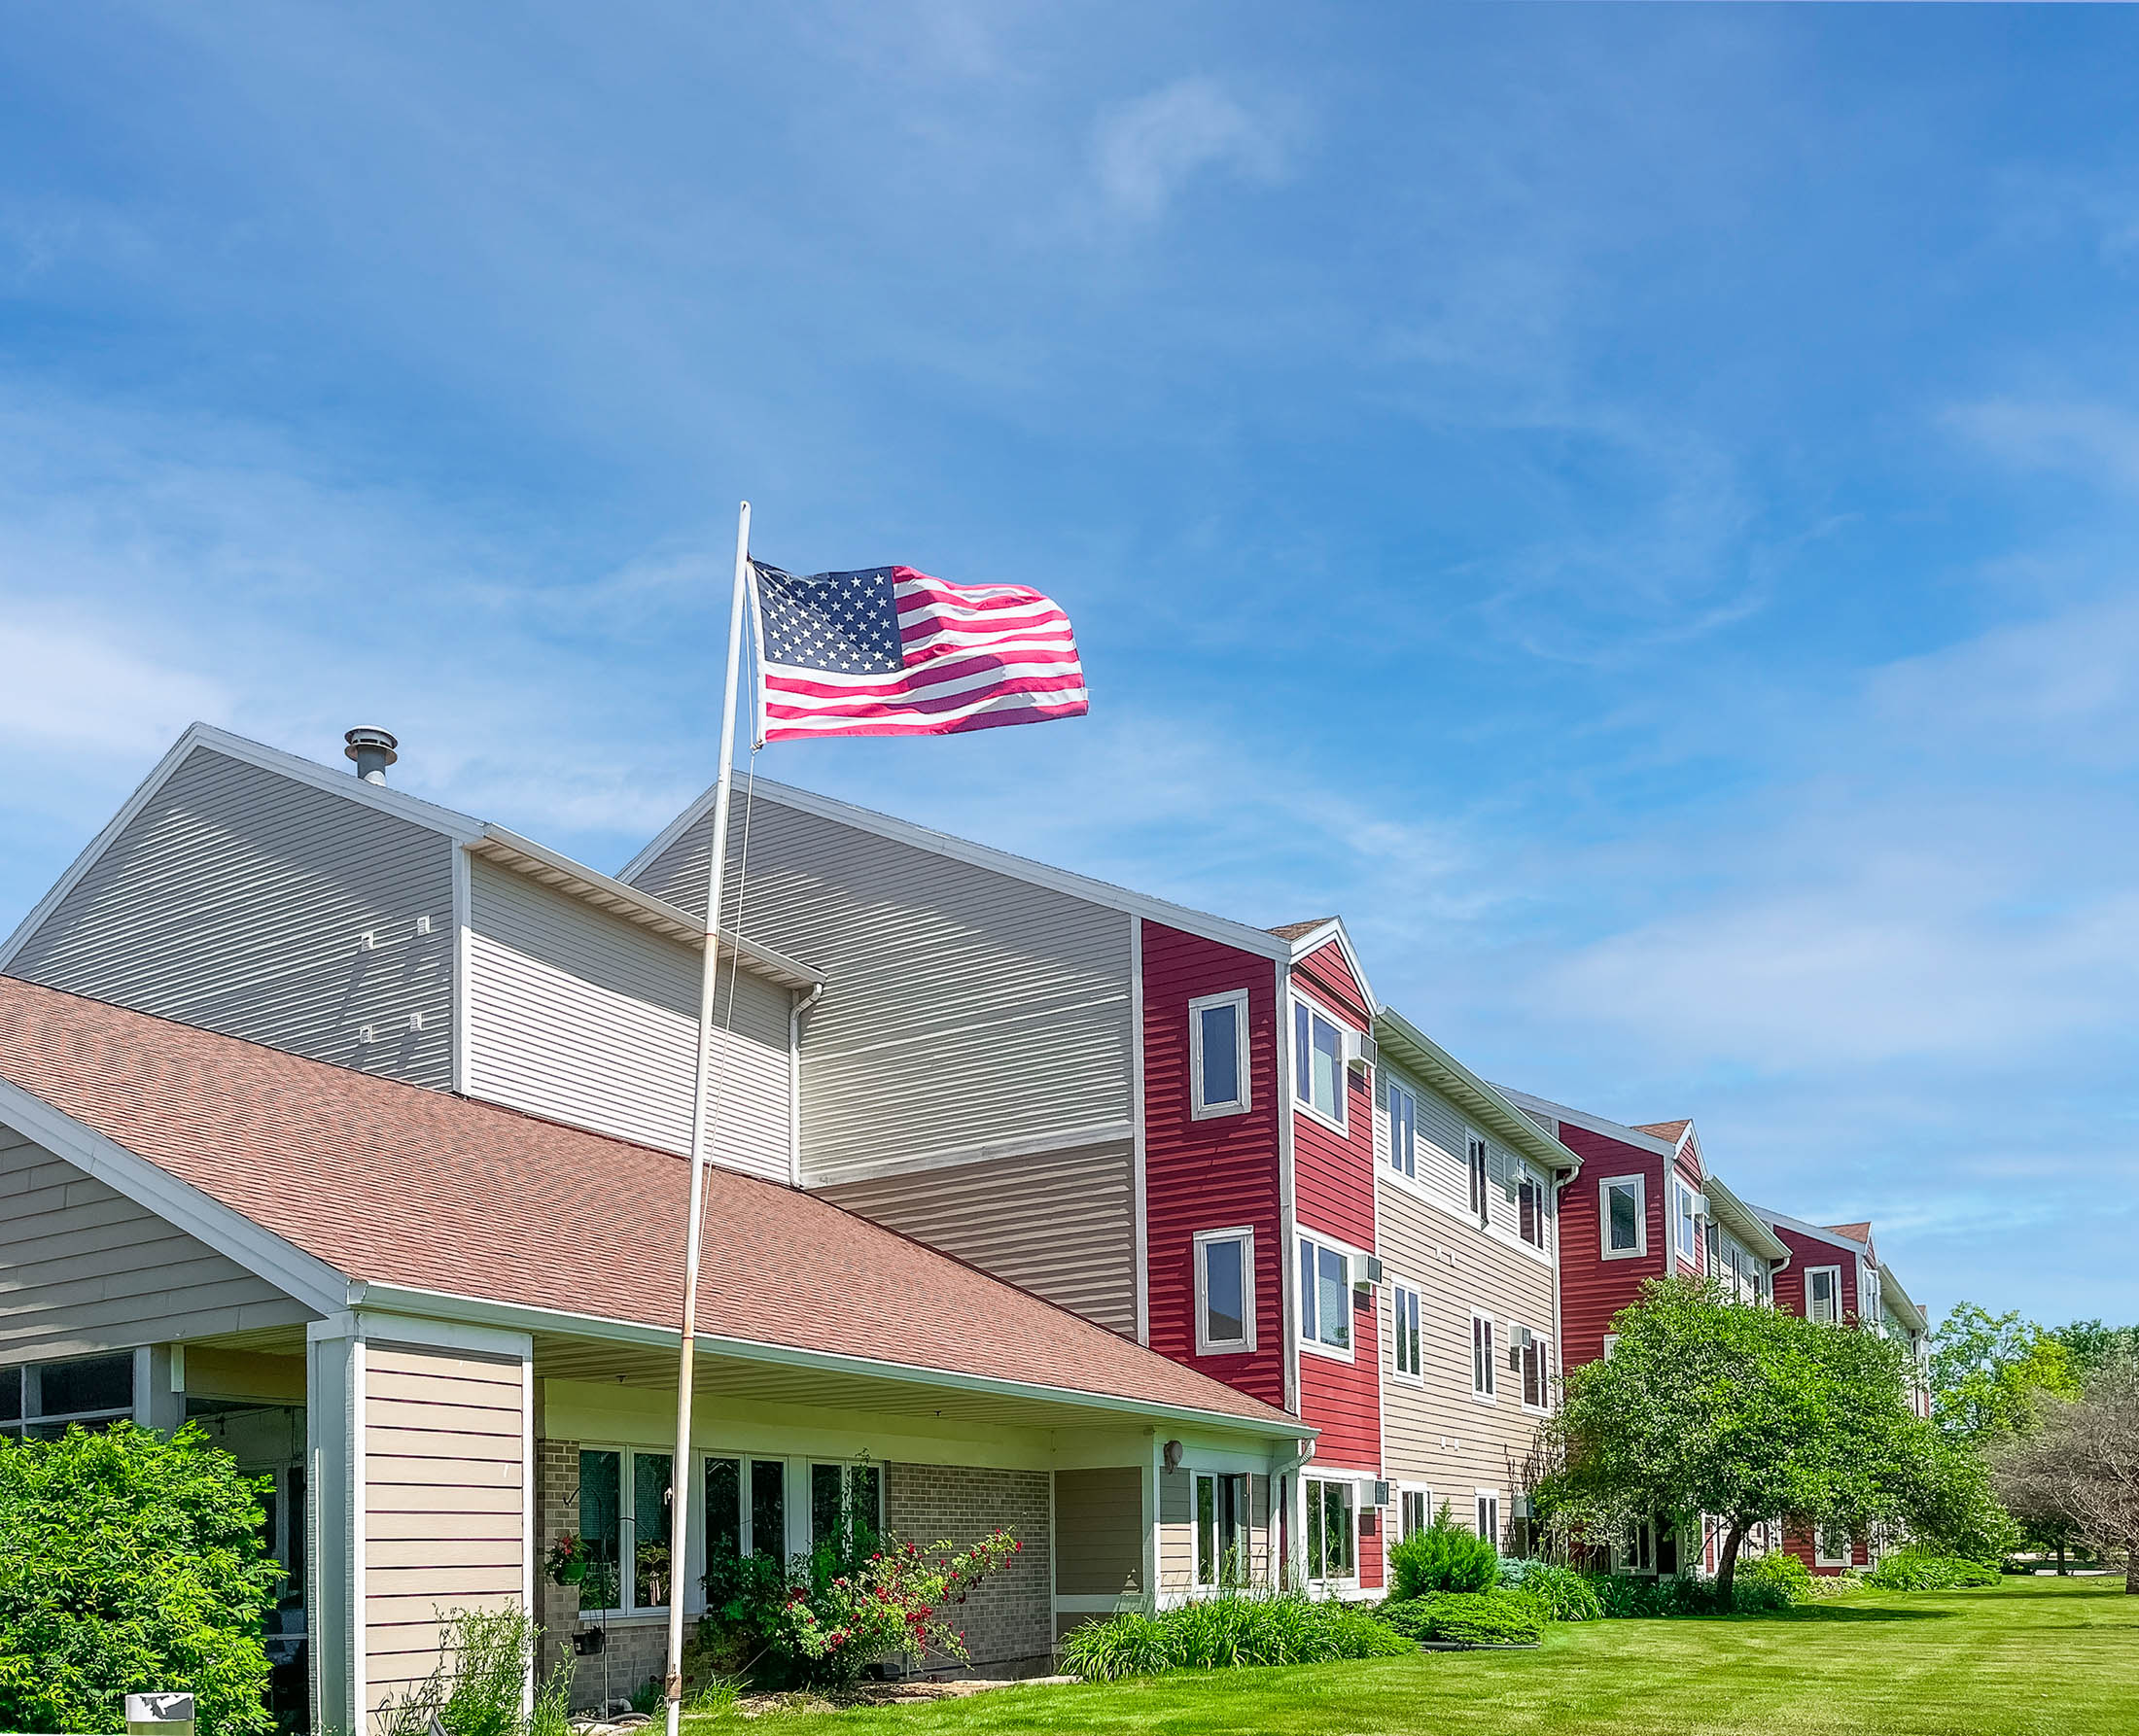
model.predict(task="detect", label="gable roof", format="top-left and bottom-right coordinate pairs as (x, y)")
top-left (1268, 918), bottom-right (1336, 942)
top-left (1634, 1119), bottom-right (1693, 1144)
top-left (0, 976), bottom-right (1299, 1436)
top-left (1825, 1221), bottom-right (1873, 1245)
top-left (1272, 917), bottom-right (1379, 1016)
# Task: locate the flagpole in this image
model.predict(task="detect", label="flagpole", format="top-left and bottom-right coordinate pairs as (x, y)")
top-left (662, 500), bottom-right (752, 1736)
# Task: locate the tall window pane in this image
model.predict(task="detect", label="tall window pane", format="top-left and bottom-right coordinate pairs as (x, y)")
top-left (751, 1458), bottom-right (786, 1559)
top-left (704, 1457), bottom-right (742, 1562)
top-left (851, 1464), bottom-right (881, 1543)
top-left (634, 1451), bottom-right (673, 1609)
top-left (1316, 1245), bottom-right (1350, 1350)
top-left (0, 1368), bottom-right (19, 1424)
top-left (1196, 1475), bottom-right (1217, 1586)
top-left (1204, 1237), bottom-right (1245, 1344)
top-left (579, 1450), bottom-right (621, 1611)
top-left (1310, 1016), bottom-right (1341, 1119)
top-left (1298, 1237), bottom-right (1317, 1342)
top-left (1608, 1183), bottom-right (1639, 1251)
top-left (1293, 1001), bottom-right (1312, 1099)
top-left (1199, 1003), bottom-right (1239, 1108)
top-left (1308, 1482), bottom-right (1326, 1580)
top-left (811, 1463), bottom-right (846, 1548)
top-left (1388, 1083), bottom-right (1416, 1177)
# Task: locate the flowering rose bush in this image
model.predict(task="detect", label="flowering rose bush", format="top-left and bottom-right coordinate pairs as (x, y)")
top-left (777, 1532), bottom-right (1020, 1686)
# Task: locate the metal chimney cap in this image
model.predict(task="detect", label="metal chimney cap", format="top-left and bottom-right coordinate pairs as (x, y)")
top-left (344, 727), bottom-right (399, 764)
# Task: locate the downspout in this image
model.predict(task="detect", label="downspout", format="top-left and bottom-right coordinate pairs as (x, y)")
top-left (1271, 1438), bottom-right (1313, 1593)
top-left (788, 982), bottom-right (825, 1187)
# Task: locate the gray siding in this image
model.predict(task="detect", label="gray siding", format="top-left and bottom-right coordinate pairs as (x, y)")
top-left (1054, 1466), bottom-right (1143, 1597)
top-left (0, 1122), bottom-right (313, 1362)
top-left (466, 858), bottom-right (792, 1181)
top-left (812, 1141), bottom-right (1138, 1337)
top-left (7, 746), bottom-right (456, 1086)
top-left (628, 793), bottom-right (1133, 1181)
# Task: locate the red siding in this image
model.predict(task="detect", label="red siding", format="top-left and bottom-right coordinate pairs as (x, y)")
top-left (1291, 978), bottom-right (1382, 1479)
top-left (1769, 1225), bottom-right (1860, 1323)
top-left (1141, 921), bottom-right (1286, 1409)
top-left (1553, 1126), bottom-right (1668, 1371)
top-left (1292, 937), bottom-right (1371, 1026)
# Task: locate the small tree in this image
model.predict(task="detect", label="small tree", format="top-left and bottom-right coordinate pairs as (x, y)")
top-left (1928, 1304), bottom-right (2081, 1445)
top-left (1541, 1278), bottom-right (1934, 1604)
top-left (0, 1423), bottom-right (281, 1736)
top-left (1994, 1359), bottom-right (2139, 1596)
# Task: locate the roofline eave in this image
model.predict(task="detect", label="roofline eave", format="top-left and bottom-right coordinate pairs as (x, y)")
top-left (1373, 1009), bottom-right (1581, 1178)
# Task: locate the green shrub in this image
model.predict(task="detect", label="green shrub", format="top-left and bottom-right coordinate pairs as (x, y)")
top-left (0, 1423), bottom-right (283, 1736)
top-left (1865, 1550), bottom-right (2001, 1591)
top-left (1388, 1502), bottom-right (1497, 1599)
top-left (1061, 1594), bottom-right (1412, 1680)
top-left (1582, 1574), bottom-right (1729, 1618)
top-left (375, 1606), bottom-right (571, 1736)
top-left (1377, 1590), bottom-right (1544, 1647)
top-left (1495, 1561), bottom-right (1600, 1621)
top-left (1736, 1550), bottom-right (1814, 1606)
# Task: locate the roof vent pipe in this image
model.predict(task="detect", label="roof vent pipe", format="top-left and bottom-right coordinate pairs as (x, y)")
top-left (343, 727), bottom-right (399, 784)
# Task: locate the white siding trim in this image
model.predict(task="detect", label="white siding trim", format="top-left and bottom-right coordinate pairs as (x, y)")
top-left (1129, 916), bottom-right (1150, 1347)
top-left (350, 1337), bottom-right (368, 1730)
top-left (520, 1359), bottom-right (536, 1716)
top-left (0, 1078), bottom-right (347, 1313)
top-left (451, 843), bottom-right (474, 1094)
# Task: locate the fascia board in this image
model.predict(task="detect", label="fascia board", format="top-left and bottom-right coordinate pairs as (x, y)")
top-left (349, 1281), bottom-right (1313, 1440)
top-left (1880, 1268), bottom-right (1927, 1332)
top-left (0, 1076), bottom-right (350, 1315)
top-left (1749, 1203), bottom-right (1871, 1258)
top-left (0, 721), bottom-right (485, 975)
top-left (1492, 1085), bottom-right (1679, 1160)
top-left (1701, 1173), bottom-right (1792, 1263)
top-left (620, 776), bottom-right (1295, 965)
top-left (1376, 1012), bottom-right (1581, 1177)
top-left (471, 828), bottom-right (824, 991)
top-left (1285, 918), bottom-right (1380, 1017)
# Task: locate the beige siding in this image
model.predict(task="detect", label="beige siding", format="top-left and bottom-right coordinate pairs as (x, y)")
top-left (626, 792), bottom-right (1133, 1182)
top-left (1376, 1062), bottom-right (1536, 1221)
top-left (1054, 1466), bottom-right (1143, 1598)
top-left (466, 858), bottom-right (792, 1180)
top-left (1157, 1462), bottom-right (1195, 1596)
top-left (363, 1342), bottom-right (527, 1719)
top-left (811, 1142), bottom-right (1137, 1337)
top-left (1375, 1069), bottom-right (1558, 1545)
top-left (0, 1123), bottom-right (311, 1362)
top-left (7, 746), bottom-right (456, 1086)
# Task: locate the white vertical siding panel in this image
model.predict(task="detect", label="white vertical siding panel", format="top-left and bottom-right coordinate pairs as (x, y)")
top-left (0, 1123), bottom-right (313, 1361)
top-left (812, 1141), bottom-right (1138, 1337)
top-left (465, 860), bottom-right (790, 1180)
top-left (7, 746), bottom-right (457, 1086)
top-left (627, 796), bottom-right (1132, 1177)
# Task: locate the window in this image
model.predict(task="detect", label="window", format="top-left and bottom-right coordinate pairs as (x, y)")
top-left (1600, 1175), bottom-right (1646, 1259)
top-left (1817, 1518), bottom-right (1852, 1568)
top-left (1194, 1472), bottom-right (1249, 1588)
top-left (1195, 1228), bottom-right (1256, 1354)
top-left (702, 1453), bottom-right (789, 1570)
top-left (1703, 1218), bottom-right (1721, 1275)
top-left (810, 1461), bottom-right (883, 1550)
top-left (1517, 1163), bottom-right (1550, 1251)
top-left (1601, 1332), bottom-right (1619, 1360)
top-left (1466, 1135), bottom-right (1490, 1224)
top-left (1306, 1476), bottom-right (1356, 1582)
top-left (1188, 990), bottom-right (1251, 1119)
top-left (1474, 1491), bottom-right (1500, 1548)
top-left (1297, 1233), bottom-right (1353, 1355)
top-left (1806, 1266), bottom-right (1841, 1325)
top-left (1519, 1327), bottom-right (1549, 1410)
top-left (1676, 1182), bottom-right (1699, 1261)
top-left (1292, 998), bottom-right (1347, 1128)
top-left (1390, 1283), bottom-right (1422, 1381)
top-left (0, 1353), bottom-right (134, 1441)
top-left (1471, 1311), bottom-right (1496, 1400)
top-left (1623, 1514), bottom-right (1655, 1574)
top-left (1386, 1080), bottom-right (1417, 1179)
top-left (1399, 1487), bottom-right (1430, 1541)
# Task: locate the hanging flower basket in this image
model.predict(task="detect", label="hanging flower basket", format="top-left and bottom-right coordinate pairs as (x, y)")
top-left (546, 1533), bottom-right (590, 1586)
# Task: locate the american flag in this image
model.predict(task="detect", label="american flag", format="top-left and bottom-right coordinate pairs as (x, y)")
top-left (748, 561), bottom-right (1089, 742)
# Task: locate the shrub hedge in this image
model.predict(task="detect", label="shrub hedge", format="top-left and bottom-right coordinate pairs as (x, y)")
top-left (1388, 1503), bottom-right (1498, 1600)
top-left (1864, 1550), bottom-right (2001, 1591)
top-left (1061, 1594), bottom-right (1413, 1680)
top-left (1377, 1590), bottom-right (1545, 1647)
top-left (1496, 1560), bottom-right (1602, 1621)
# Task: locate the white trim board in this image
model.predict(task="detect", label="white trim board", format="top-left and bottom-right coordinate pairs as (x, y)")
top-left (1279, 918), bottom-right (1380, 1021)
top-left (1490, 1084), bottom-right (1678, 1160)
top-left (620, 775), bottom-right (1300, 966)
top-left (0, 1076), bottom-right (349, 1314)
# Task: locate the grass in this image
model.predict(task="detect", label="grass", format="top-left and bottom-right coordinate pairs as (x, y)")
top-left (680, 1577), bottom-right (2139, 1736)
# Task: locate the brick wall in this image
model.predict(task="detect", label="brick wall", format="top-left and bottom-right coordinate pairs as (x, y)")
top-left (886, 1463), bottom-right (1054, 1675)
top-left (536, 1436), bottom-right (669, 1713)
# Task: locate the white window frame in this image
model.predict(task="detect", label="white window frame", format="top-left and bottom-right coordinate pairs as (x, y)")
top-left (1191, 1469), bottom-right (1252, 1590)
top-left (1304, 1474), bottom-right (1359, 1586)
top-left (578, 1443), bottom-right (678, 1617)
top-left (1599, 1174), bottom-right (1647, 1260)
top-left (1466, 1133), bottom-right (1490, 1225)
top-left (1516, 1159), bottom-right (1551, 1252)
top-left (1396, 1483), bottom-right (1432, 1542)
top-left (1385, 1077), bottom-right (1418, 1179)
top-left (1806, 1266), bottom-right (1842, 1326)
top-left (1290, 995), bottom-right (1350, 1133)
top-left (1474, 1489), bottom-right (1501, 1548)
top-left (1816, 1517), bottom-right (1853, 1568)
top-left (1389, 1280), bottom-right (1423, 1383)
top-left (1470, 1309), bottom-right (1497, 1403)
top-left (1193, 1226), bottom-right (1257, 1355)
top-left (1675, 1180), bottom-right (1699, 1262)
top-left (698, 1449), bottom-right (797, 1577)
top-left (1601, 1332), bottom-right (1620, 1360)
top-left (0, 1353), bottom-right (137, 1441)
top-left (1296, 1229), bottom-right (1358, 1362)
top-left (1187, 989), bottom-right (1252, 1121)
top-left (1517, 1324), bottom-right (1550, 1413)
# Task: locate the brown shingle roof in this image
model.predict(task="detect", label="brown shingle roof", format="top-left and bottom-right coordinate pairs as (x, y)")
top-left (0, 977), bottom-right (1296, 1432)
top-left (1633, 1119), bottom-right (1693, 1143)
top-left (1824, 1221), bottom-right (1873, 1244)
top-left (1267, 918), bottom-right (1336, 942)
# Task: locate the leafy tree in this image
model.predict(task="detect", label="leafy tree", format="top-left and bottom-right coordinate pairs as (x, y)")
top-left (1927, 1304), bottom-right (2081, 1444)
top-left (1540, 1277), bottom-right (1938, 1604)
top-left (0, 1424), bottom-right (281, 1736)
top-left (2046, 1320), bottom-right (2139, 1384)
top-left (1994, 1359), bottom-right (2139, 1596)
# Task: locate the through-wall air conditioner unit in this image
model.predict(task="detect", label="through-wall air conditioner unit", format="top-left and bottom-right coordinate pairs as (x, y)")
top-left (1343, 1028), bottom-right (1375, 1073)
top-left (1513, 1325), bottom-right (1535, 1349)
top-left (1371, 1479), bottom-right (1391, 1508)
top-left (1692, 1193), bottom-right (1712, 1220)
top-left (1355, 1257), bottom-right (1385, 1292)
top-left (1513, 1494), bottom-right (1536, 1520)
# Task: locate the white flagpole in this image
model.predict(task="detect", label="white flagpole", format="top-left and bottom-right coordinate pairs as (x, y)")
top-left (662, 501), bottom-right (752, 1736)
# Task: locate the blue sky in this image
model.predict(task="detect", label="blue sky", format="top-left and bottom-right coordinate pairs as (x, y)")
top-left (5, 3), bottom-right (2138, 1328)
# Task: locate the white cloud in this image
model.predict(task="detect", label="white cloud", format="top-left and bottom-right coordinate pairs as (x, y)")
top-left (1946, 399), bottom-right (2139, 494)
top-left (1093, 77), bottom-right (1291, 220)
top-left (0, 622), bottom-right (229, 758)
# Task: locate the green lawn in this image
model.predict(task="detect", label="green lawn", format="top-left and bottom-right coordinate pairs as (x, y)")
top-left (685, 1577), bottom-right (2139, 1736)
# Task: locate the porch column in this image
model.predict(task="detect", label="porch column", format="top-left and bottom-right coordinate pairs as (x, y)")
top-left (306, 1316), bottom-right (361, 1736)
